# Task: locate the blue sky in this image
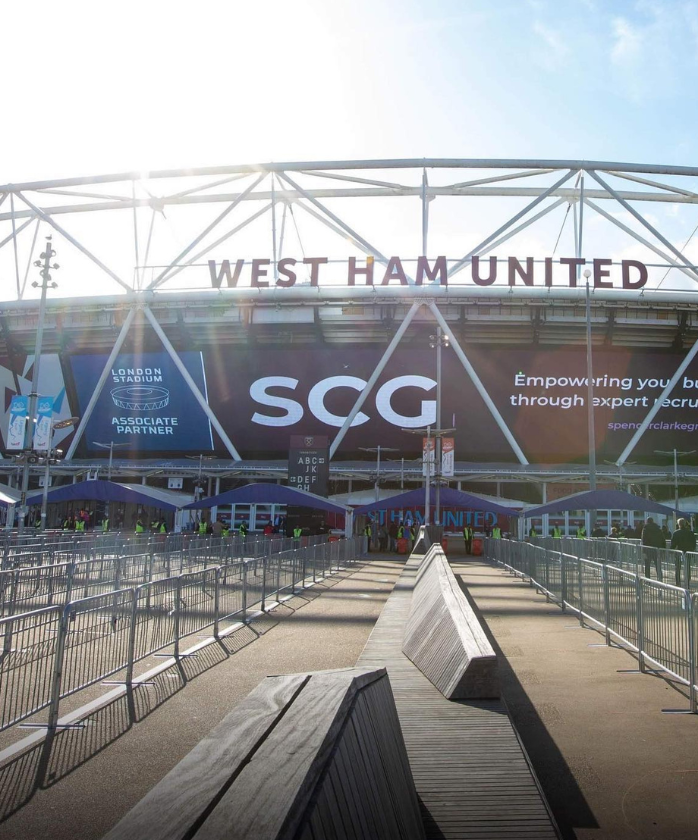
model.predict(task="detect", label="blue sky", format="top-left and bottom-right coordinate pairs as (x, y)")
top-left (3, 0), bottom-right (698, 181)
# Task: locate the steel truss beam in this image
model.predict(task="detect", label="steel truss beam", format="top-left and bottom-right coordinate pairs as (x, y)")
top-left (449, 169), bottom-right (576, 279)
top-left (148, 172), bottom-right (268, 290)
top-left (586, 170), bottom-right (698, 284)
top-left (14, 191), bottom-right (132, 293)
top-left (583, 198), bottom-right (698, 285)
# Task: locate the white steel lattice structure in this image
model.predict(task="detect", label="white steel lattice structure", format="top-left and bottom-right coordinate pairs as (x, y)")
top-left (3, 159), bottom-right (698, 497)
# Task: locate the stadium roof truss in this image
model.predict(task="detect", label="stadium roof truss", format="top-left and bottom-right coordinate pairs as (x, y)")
top-left (3, 159), bottom-right (698, 473)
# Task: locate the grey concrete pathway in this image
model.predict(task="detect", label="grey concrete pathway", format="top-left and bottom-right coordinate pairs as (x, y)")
top-left (453, 555), bottom-right (698, 840)
top-left (0, 556), bottom-right (402, 840)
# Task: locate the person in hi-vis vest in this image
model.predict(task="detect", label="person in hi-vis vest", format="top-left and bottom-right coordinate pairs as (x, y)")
top-left (462, 525), bottom-right (473, 554)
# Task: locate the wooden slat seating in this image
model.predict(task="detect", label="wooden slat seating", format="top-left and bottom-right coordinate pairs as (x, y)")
top-left (358, 548), bottom-right (560, 838)
top-left (102, 667), bottom-right (425, 840)
top-left (402, 544), bottom-right (500, 699)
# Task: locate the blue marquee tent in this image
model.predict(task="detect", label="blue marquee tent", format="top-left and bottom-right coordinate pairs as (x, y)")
top-left (26, 479), bottom-right (187, 512)
top-left (523, 489), bottom-right (679, 518)
top-left (183, 483), bottom-right (350, 515)
top-left (352, 486), bottom-right (519, 517)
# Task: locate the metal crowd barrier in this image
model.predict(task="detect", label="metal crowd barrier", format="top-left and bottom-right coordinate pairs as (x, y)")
top-left (529, 537), bottom-right (698, 589)
top-left (488, 538), bottom-right (697, 712)
top-left (0, 535), bottom-right (330, 616)
top-left (0, 536), bottom-right (368, 733)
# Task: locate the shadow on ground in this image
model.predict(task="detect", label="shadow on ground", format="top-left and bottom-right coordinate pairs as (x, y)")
top-left (0, 565), bottom-right (368, 823)
top-left (454, 558), bottom-right (598, 840)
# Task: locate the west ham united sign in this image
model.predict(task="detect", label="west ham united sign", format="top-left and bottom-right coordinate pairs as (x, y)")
top-left (208, 255), bottom-right (649, 290)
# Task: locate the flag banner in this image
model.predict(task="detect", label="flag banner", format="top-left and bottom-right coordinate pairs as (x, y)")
top-left (422, 436), bottom-right (435, 477)
top-left (33, 396), bottom-right (55, 451)
top-left (441, 437), bottom-right (455, 477)
top-left (7, 396), bottom-right (29, 450)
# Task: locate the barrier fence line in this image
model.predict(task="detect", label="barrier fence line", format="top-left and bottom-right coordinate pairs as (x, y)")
top-left (0, 536), bottom-right (368, 734)
top-left (486, 538), bottom-right (697, 713)
top-left (0, 534), bottom-right (332, 617)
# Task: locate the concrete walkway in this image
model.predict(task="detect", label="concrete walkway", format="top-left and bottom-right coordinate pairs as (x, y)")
top-left (453, 555), bottom-right (698, 840)
top-left (0, 556), bottom-right (403, 840)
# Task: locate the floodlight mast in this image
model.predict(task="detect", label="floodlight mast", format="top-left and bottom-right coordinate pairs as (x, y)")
top-left (17, 237), bottom-right (59, 534)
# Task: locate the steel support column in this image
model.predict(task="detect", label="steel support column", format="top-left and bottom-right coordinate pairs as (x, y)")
top-left (428, 303), bottom-right (529, 465)
top-left (329, 302), bottom-right (422, 458)
top-left (65, 307), bottom-right (138, 459)
top-left (142, 307), bottom-right (242, 461)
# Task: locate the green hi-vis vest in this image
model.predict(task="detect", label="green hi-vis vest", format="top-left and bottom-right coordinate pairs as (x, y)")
top-left (136, 523), bottom-right (145, 533)
top-left (221, 527), bottom-right (230, 537)
top-left (198, 522), bottom-right (207, 534)
top-left (492, 526), bottom-right (501, 539)
top-left (160, 523), bottom-right (167, 533)
top-left (364, 525), bottom-right (372, 537)
top-left (293, 527), bottom-right (302, 538)
top-left (75, 520), bottom-right (85, 532)
top-left (102, 519), bottom-right (109, 532)
top-left (552, 527), bottom-right (562, 538)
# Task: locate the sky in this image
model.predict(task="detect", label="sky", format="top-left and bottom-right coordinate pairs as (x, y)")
top-left (2, 0), bottom-right (698, 299)
top-left (3, 0), bottom-right (698, 180)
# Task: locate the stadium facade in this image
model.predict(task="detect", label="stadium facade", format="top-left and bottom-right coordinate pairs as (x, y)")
top-left (3, 159), bottom-right (698, 523)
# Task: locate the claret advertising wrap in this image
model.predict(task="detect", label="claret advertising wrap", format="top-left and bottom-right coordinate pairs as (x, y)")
top-left (5, 345), bottom-right (698, 463)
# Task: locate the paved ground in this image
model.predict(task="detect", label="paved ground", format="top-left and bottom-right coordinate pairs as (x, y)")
top-left (3, 550), bottom-right (698, 840)
top-left (453, 555), bottom-right (698, 840)
top-left (0, 558), bottom-right (403, 840)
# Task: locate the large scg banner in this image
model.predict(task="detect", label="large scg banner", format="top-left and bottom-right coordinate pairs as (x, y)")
top-left (70, 352), bottom-right (214, 453)
top-left (201, 345), bottom-right (698, 463)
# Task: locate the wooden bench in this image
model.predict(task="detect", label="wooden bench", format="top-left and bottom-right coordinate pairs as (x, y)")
top-left (402, 544), bottom-right (500, 699)
top-left (103, 667), bottom-right (425, 840)
top-left (358, 548), bottom-right (560, 838)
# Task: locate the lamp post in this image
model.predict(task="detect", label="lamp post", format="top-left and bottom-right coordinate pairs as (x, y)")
top-left (17, 237), bottom-right (59, 534)
top-left (654, 449), bottom-right (695, 526)
top-left (93, 440), bottom-right (130, 521)
top-left (93, 441), bottom-right (130, 481)
top-left (40, 416), bottom-right (79, 530)
top-left (359, 445), bottom-right (399, 502)
top-left (186, 454), bottom-right (215, 500)
top-left (429, 328), bottom-right (451, 524)
top-left (401, 426), bottom-right (456, 527)
top-left (583, 268), bottom-right (598, 533)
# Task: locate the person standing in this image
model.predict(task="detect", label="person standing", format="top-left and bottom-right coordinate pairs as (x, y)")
top-left (641, 517), bottom-right (665, 579)
top-left (670, 518), bottom-right (696, 587)
top-left (551, 525), bottom-right (562, 538)
top-left (364, 522), bottom-right (372, 552)
top-left (388, 521), bottom-right (398, 552)
top-left (463, 524), bottom-right (473, 554)
top-left (491, 524), bottom-right (502, 539)
top-left (576, 525), bottom-right (586, 538)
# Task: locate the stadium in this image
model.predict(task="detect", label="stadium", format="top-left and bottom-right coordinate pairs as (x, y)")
top-left (3, 157), bottom-right (698, 533)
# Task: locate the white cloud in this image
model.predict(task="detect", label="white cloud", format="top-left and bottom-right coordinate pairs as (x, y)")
top-left (610, 17), bottom-right (643, 65)
top-left (532, 21), bottom-right (570, 69)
